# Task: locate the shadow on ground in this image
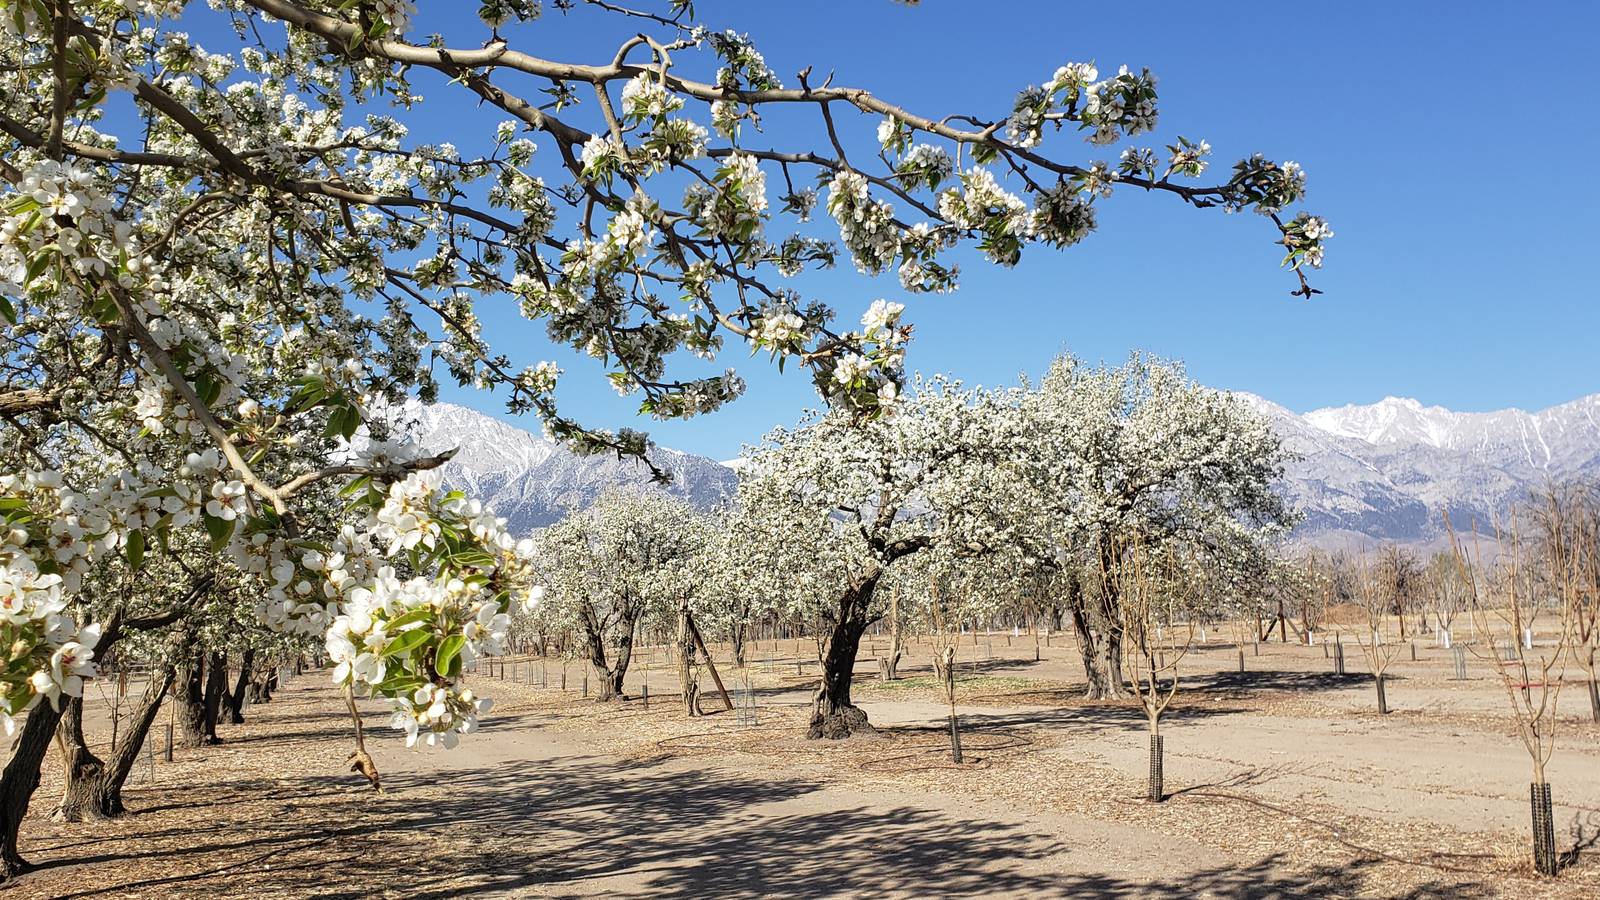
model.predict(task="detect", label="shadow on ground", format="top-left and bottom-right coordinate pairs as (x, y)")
top-left (28, 740), bottom-right (1515, 899)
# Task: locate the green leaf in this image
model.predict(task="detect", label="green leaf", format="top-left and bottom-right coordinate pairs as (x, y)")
top-left (24, 252), bottom-right (52, 285)
top-left (202, 513), bottom-right (236, 552)
top-left (194, 372), bottom-right (222, 408)
top-left (380, 626), bottom-right (432, 659)
top-left (372, 671), bottom-right (427, 698)
top-left (0, 294), bottom-right (15, 325)
top-left (384, 607), bottom-right (434, 632)
top-left (434, 634), bottom-right (466, 678)
top-left (126, 529), bottom-right (145, 570)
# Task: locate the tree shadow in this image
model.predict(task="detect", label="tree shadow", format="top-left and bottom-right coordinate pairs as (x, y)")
top-left (1562, 809), bottom-right (1600, 871)
top-left (941, 701), bottom-right (1252, 736)
top-left (1187, 669), bottom-right (1372, 694)
top-left (25, 718), bottom-right (1531, 899)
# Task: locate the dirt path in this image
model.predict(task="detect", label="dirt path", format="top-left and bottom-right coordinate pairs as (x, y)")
top-left (10, 677), bottom-right (1363, 899)
top-left (10, 636), bottom-right (1600, 898)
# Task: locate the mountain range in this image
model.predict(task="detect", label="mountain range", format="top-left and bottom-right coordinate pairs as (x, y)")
top-left (1237, 392), bottom-right (1600, 550)
top-left (408, 393), bottom-right (1600, 550)
top-left (406, 402), bottom-right (737, 533)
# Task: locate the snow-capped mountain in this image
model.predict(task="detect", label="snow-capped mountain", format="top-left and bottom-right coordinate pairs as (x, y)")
top-left (405, 402), bottom-right (736, 534)
top-left (1239, 393), bottom-right (1600, 550)
top-left (402, 392), bottom-right (1598, 549)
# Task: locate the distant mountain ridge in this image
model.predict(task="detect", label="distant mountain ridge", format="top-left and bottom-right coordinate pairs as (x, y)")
top-left (1238, 392), bottom-right (1600, 550)
top-left (405, 402), bottom-right (736, 534)
top-left (406, 392), bottom-right (1600, 549)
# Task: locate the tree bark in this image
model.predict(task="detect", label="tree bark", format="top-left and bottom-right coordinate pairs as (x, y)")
top-left (580, 603), bottom-right (639, 701)
top-left (885, 588), bottom-right (903, 680)
top-left (676, 604), bottom-right (699, 715)
top-left (225, 648), bottom-right (254, 724)
top-left (1064, 567), bottom-right (1126, 700)
top-left (808, 577), bottom-right (878, 740)
top-left (202, 651), bottom-right (227, 742)
top-left (54, 667), bottom-right (174, 822)
top-left (730, 618), bottom-right (748, 670)
top-left (1068, 601), bottom-right (1113, 699)
top-left (177, 652), bottom-right (209, 747)
top-left (51, 697), bottom-right (104, 823)
top-left (1, 702), bottom-right (64, 882)
top-left (1094, 539), bottom-right (1130, 698)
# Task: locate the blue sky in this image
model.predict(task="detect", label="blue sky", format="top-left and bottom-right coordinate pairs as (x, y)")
top-left (185, 2), bottom-right (1600, 459)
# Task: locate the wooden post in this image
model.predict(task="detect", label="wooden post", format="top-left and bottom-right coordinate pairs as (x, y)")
top-left (687, 613), bottom-right (734, 712)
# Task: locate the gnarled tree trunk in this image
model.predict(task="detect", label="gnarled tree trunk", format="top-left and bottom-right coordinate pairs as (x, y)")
top-left (884, 588), bottom-right (904, 680)
top-left (1068, 601), bottom-right (1113, 699)
top-left (1, 702), bottom-right (64, 882)
top-left (809, 577), bottom-right (878, 740)
top-left (54, 667), bottom-right (175, 822)
top-left (676, 604), bottom-right (700, 715)
top-left (580, 602), bottom-right (640, 701)
top-left (177, 652), bottom-right (209, 748)
top-left (1092, 541), bottom-right (1131, 699)
top-left (202, 651), bottom-right (227, 741)
top-left (730, 618), bottom-right (748, 670)
top-left (1062, 568), bottom-right (1124, 700)
top-left (226, 648), bottom-right (253, 724)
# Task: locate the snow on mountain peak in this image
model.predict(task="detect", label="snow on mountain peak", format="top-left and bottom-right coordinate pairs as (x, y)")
top-left (403, 392), bottom-right (1597, 549)
top-left (400, 402), bottom-right (736, 534)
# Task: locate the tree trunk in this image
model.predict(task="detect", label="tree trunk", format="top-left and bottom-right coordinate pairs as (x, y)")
top-left (225, 648), bottom-right (254, 725)
top-left (676, 605), bottom-right (699, 716)
top-left (1062, 568), bottom-right (1120, 699)
top-left (730, 619), bottom-right (748, 669)
top-left (1091, 540), bottom-right (1131, 699)
top-left (54, 668), bottom-right (174, 822)
top-left (177, 652), bottom-right (209, 748)
top-left (1102, 624), bottom-right (1128, 698)
top-left (1, 702), bottom-right (64, 882)
top-left (808, 578), bottom-right (877, 740)
top-left (581, 604), bottom-right (638, 702)
top-left (51, 697), bottom-right (106, 823)
top-left (202, 651), bottom-right (227, 742)
top-left (1375, 672), bottom-right (1389, 714)
top-left (1068, 602), bottom-right (1114, 699)
top-left (885, 589), bottom-right (903, 680)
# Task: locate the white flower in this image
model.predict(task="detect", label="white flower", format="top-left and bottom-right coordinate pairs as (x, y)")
top-left (205, 480), bottom-right (248, 521)
top-left (833, 353), bottom-right (871, 386)
top-left (860, 299), bottom-right (905, 336)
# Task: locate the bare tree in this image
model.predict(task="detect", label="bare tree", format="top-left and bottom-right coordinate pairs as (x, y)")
top-left (1352, 558), bottom-right (1404, 714)
top-left (1111, 545), bottom-right (1197, 802)
top-left (1376, 544), bottom-right (1424, 641)
top-left (1535, 485), bottom-right (1600, 723)
top-left (1426, 551), bottom-right (1472, 648)
top-left (1450, 517), bottom-right (1572, 877)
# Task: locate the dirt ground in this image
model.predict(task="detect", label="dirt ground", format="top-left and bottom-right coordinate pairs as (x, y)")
top-left (7, 631), bottom-right (1600, 898)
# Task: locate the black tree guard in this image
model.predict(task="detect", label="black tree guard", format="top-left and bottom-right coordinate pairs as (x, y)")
top-left (1148, 734), bottom-right (1165, 802)
top-left (948, 713), bottom-right (964, 764)
top-left (1375, 673), bottom-right (1389, 715)
top-left (1531, 782), bottom-right (1557, 876)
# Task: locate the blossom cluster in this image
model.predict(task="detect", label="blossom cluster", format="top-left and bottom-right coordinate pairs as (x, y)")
top-left (0, 474), bottom-right (106, 735)
top-left (826, 170), bottom-right (899, 276)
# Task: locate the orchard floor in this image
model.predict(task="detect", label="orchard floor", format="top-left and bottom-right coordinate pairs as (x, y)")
top-left (10, 634), bottom-right (1600, 898)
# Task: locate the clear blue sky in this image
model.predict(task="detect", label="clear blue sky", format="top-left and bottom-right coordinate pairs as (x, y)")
top-left (188, 2), bottom-right (1600, 459)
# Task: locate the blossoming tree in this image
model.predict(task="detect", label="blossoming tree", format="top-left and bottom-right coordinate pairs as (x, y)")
top-left (995, 354), bottom-right (1294, 697)
top-left (532, 489), bottom-right (708, 701)
top-left (1, 0), bottom-right (1328, 881)
top-left (734, 375), bottom-right (1012, 737)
